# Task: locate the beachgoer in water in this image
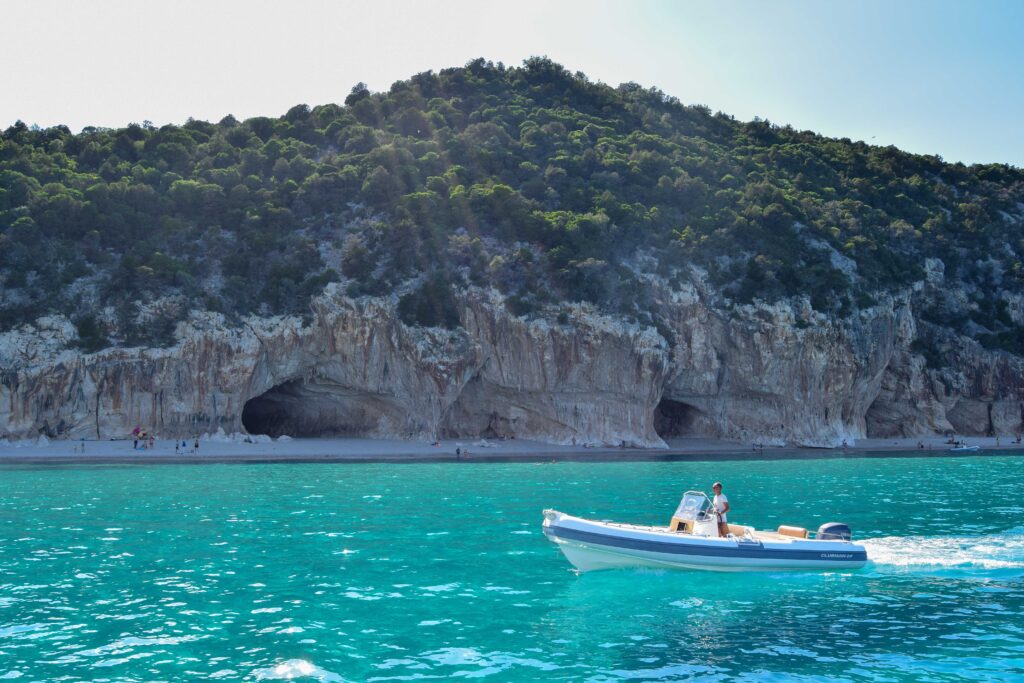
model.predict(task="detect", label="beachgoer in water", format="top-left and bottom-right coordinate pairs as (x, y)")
top-left (712, 482), bottom-right (730, 537)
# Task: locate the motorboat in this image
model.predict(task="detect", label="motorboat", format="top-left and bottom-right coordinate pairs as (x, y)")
top-left (949, 445), bottom-right (979, 452)
top-left (543, 491), bottom-right (867, 572)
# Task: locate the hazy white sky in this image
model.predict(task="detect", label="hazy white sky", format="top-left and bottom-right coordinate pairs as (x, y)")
top-left (3, 0), bottom-right (1022, 166)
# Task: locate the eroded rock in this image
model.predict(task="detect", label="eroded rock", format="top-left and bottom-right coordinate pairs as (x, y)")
top-left (2, 280), bottom-right (1023, 446)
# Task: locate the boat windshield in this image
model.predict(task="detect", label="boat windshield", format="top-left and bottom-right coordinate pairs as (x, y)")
top-left (673, 491), bottom-right (713, 521)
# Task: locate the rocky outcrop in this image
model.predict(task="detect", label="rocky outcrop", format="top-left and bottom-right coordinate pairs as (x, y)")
top-left (3, 279), bottom-right (1024, 447)
top-left (655, 281), bottom-right (901, 447)
top-left (0, 287), bottom-right (669, 447)
top-left (867, 322), bottom-right (1024, 437)
top-left (441, 297), bottom-right (668, 446)
top-left (864, 264), bottom-right (1024, 438)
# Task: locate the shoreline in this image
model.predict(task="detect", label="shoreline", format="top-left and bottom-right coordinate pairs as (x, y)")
top-left (0, 434), bottom-right (1021, 466)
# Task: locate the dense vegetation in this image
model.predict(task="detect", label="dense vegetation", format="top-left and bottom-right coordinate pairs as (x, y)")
top-left (2, 57), bottom-right (1023, 352)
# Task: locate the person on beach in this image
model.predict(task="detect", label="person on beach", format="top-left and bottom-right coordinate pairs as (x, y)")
top-left (711, 482), bottom-right (730, 537)
top-left (194, 438), bottom-right (199, 454)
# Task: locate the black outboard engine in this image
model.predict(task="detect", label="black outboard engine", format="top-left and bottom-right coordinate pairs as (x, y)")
top-left (817, 522), bottom-right (852, 541)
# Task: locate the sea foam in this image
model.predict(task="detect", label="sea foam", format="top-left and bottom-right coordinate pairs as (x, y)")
top-left (862, 527), bottom-right (1024, 571)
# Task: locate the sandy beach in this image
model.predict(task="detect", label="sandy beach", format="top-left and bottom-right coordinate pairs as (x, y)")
top-left (0, 433), bottom-right (1020, 465)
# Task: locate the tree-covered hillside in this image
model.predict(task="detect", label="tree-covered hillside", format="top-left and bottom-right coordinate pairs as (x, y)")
top-left (2, 57), bottom-right (1023, 352)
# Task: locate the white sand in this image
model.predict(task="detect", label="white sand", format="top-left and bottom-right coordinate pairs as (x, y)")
top-left (0, 432), bottom-right (1019, 464)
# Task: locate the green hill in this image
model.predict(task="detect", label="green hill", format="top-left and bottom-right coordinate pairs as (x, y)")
top-left (2, 57), bottom-right (1023, 352)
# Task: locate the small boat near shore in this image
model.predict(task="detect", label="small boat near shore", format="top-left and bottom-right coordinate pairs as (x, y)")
top-left (543, 491), bottom-right (867, 572)
top-left (949, 445), bottom-right (980, 452)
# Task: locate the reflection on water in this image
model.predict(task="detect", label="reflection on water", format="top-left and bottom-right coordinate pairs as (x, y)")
top-left (0, 455), bottom-right (1022, 681)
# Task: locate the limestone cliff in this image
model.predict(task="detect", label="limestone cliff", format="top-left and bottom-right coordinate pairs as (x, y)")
top-left (866, 321), bottom-right (1024, 438)
top-left (865, 262), bottom-right (1024, 438)
top-left (654, 279), bottom-right (900, 447)
top-left (2, 279), bottom-right (1023, 447)
top-left (0, 287), bottom-right (668, 447)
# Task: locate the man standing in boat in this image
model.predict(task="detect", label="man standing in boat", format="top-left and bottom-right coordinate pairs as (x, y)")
top-left (712, 482), bottom-right (730, 537)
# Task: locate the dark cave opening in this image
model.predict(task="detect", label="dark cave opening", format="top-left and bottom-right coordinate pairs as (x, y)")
top-left (241, 380), bottom-right (308, 437)
top-left (241, 379), bottom-right (392, 438)
top-left (653, 398), bottom-right (703, 438)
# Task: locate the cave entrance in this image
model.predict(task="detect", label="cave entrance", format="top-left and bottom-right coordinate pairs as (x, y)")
top-left (242, 379), bottom-right (394, 438)
top-left (242, 380), bottom-right (314, 437)
top-left (654, 398), bottom-right (703, 438)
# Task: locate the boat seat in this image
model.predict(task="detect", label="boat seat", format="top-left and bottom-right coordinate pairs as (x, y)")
top-left (727, 524), bottom-right (753, 536)
top-left (778, 525), bottom-right (808, 539)
top-left (668, 517), bottom-right (693, 533)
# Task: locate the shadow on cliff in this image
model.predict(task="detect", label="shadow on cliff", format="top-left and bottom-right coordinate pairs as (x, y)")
top-left (653, 399), bottom-right (705, 439)
top-left (241, 379), bottom-right (413, 438)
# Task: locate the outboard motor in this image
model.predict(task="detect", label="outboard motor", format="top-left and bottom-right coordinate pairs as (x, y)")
top-left (817, 522), bottom-right (852, 541)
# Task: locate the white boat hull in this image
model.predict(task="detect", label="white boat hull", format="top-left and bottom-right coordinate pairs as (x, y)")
top-left (543, 510), bottom-right (867, 573)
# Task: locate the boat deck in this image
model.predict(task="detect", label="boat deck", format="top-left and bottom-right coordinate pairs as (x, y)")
top-left (592, 520), bottom-right (805, 543)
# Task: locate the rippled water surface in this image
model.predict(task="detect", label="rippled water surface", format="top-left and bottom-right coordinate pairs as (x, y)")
top-left (2, 454), bottom-right (1023, 681)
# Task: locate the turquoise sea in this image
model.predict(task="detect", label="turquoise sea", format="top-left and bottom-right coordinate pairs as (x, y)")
top-left (1, 453), bottom-right (1023, 682)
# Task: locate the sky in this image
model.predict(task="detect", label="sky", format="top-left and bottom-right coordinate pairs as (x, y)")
top-left (2, 0), bottom-right (1022, 167)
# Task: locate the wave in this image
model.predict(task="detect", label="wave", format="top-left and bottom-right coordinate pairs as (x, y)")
top-left (253, 659), bottom-right (351, 682)
top-left (861, 527), bottom-right (1024, 571)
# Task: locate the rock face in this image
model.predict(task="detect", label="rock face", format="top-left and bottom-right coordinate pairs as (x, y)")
top-left (655, 282), bottom-right (900, 447)
top-left (863, 265), bottom-right (1024, 438)
top-left (0, 288), bottom-right (668, 447)
top-left (866, 322), bottom-right (1024, 438)
top-left (2, 281), bottom-right (1023, 447)
top-left (441, 297), bottom-right (668, 446)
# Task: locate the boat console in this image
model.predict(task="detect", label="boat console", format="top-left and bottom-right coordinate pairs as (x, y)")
top-left (669, 491), bottom-right (720, 536)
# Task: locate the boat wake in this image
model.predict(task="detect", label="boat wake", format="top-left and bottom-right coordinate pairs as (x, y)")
top-left (861, 527), bottom-right (1024, 572)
